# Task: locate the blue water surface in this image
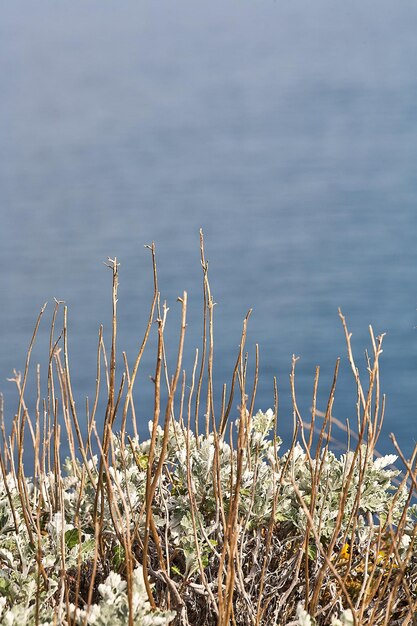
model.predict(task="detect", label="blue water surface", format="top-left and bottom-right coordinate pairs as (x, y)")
top-left (1, 0), bottom-right (417, 461)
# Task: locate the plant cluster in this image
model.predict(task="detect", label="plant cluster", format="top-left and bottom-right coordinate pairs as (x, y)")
top-left (1, 236), bottom-right (416, 625)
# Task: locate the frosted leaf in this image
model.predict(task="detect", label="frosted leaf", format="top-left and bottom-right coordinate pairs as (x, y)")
top-left (296, 603), bottom-right (314, 625)
top-left (331, 609), bottom-right (354, 626)
top-left (373, 454), bottom-right (397, 470)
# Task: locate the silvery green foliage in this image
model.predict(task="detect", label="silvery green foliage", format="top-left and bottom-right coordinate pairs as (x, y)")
top-left (161, 409), bottom-right (406, 553)
top-left (330, 610), bottom-right (354, 626)
top-left (293, 604), bottom-right (354, 626)
top-left (0, 465), bottom-right (172, 625)
top-left (69, 567), bottom-right (175, 625)
top-left (0, 409), bottom-right (414, 624)
top-left (59, 410), bottom-right (407, 561)
top-left (277, 442), bottom-right (406, 539)
top-left (114, 410), bottom-right (407, 574)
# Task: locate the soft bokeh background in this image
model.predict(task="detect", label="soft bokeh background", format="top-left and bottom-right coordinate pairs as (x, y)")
top-left (1, 0), bottom-right (417, 459)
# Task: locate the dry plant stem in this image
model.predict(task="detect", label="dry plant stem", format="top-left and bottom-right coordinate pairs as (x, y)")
top-left (86, 424), bottom-right (136, 626)
top-left (86, 324), bottom-right (104, 457)
top-left (142, 311), bottom-right (164, 608)
top-left (239, 446), bottom-right (260, 553)
top-left (46, 305), bottom-right (63, 503)
top-left (383, 527), bottom-right (416, 624)
top-left (122, 353), bottom-right (137, 436)
top-left (339, 308), bottom-right (366, 410)
top-left (297, 360), bottom-right (339, 610)
top-left (0, 448), bottom-right (19, 536)
top-left (308, 366), bottom-right (320, 452)
top-left (220, 383), bottom-right (227, 426)
top-left (53, 351), bottom-right (78, 477)
top-left (158, 484), bottom-right (172, 606)
top-left (372, 511), bottom-right (417, 626)
top-left (11, 373), bottom-right (36, 449)
top-left (217, 421), bottom-right (235, 623)
top-left (248, 343), bottom-right (259, 425)
top-left (384, 442), bottom-right (417, 619)
top-left (187, 349), bottom-right (198, 436)
top-left (105, 257), bottom-right (119, 419)
top-left (57, 442), bottom-right (70, 625)
top-left (203, 248), bottom-right (216, 438)
top-left (195, 229), bottom-right (209, 444)
top-left (255, 378), bottom-right (279, 625)
top-left (218, 313), bottom-right (251, 626)
top-left (219, 350), bottom-right (240, 438)
top-left (209, 349), bottom-right (228, 539)
top-left (361, 331), bottom-right (385, 453)
top-left (53, 404), bottom-right (61, 512)
top-left (309, 429), bottom-right (364, 615)
top-left (63, 306), bottom-right (96, 485)
top-left (291, 371), bottom-right (315, 610)
top-left (151, 292), bottom-right (187, 500)
top-left (290, 358), bottom-right (312, 470)
top-left (390, 433), bottom-right (417, 504)
top-left (328, 334), bottom-right (380, 623)
top-left (108, 433), bottom-right (135, 626)
top-left (47, 300), bottom-right (63, 470)
top-left (0, 396), bottom-right (5, 460)
top-left (45, 397), bottom-right (52, 479)
top-left (143, 293), bottom-right (188, 607)
top-left (14, 304), bottom-right (46, 545)
top-left (360, 348), bottom-right (381, 460)
top-left (100, 333), bottom-right (110, 393)
top-left (85, 516), bottom-right (101, 626)
top-left (337, 410), bottom-right (368, 566)
top-left (315, 360), bottom-right (339, 537)
top-left (290, 477), bottom-right (357, 622)
top-left (179, 369), bottom-right (186, 428)
top-left (73, 468), bottom-right (87, 612)
top-left (313, 358), bottom-right (339, 464)
top-left (354, 514), bottom-right (376, 618)
top-left (0, 396), bottom-right (12, 470)
top-left (159, 301), bottom-right (177, 423)
top-left (191, 232), bottom-right (217, 443)
top-left (376, 393), bottom-right (386, 453)
top-left (34, 363), bottom-right (41, 483)
top-left (371, 333), bottom-right (385, 448)
top-left (212, 419), bottom-right (227, 544)
top-left (382, 447), bottom-right (417, 559)
top-left (91, 258), bottom-right (120, 565)
top-left (16, 302), bottom-right (47, 427)
top-left (369, 327), bottom-right (382, 440)
top-left (185, 391), bottom-right (219, 616)
top-left (121, 243), bottom-right (158, 439)
top-left (113, 373), bottom-right (126, 425)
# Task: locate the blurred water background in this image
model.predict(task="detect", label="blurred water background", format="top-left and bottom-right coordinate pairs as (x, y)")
top-left (1, 0), bottom-right (417, 462)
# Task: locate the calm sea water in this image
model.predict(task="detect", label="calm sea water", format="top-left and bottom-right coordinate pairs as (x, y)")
top-left (1, 0), bottom-right (417, 461)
